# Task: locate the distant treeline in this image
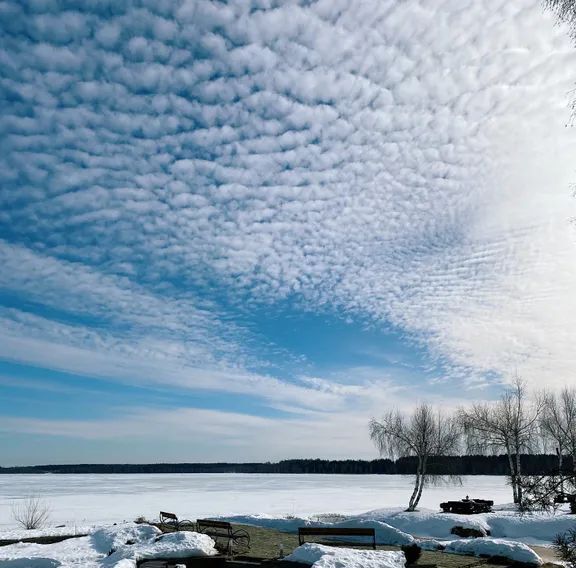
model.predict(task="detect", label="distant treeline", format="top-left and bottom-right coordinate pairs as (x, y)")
top-left (0, 454), bottom-right (570, 475)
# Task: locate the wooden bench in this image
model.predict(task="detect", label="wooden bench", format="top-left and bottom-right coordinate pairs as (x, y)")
top-left (298, 527), bottom-right (376, 550)
top-left (159, 511), bottom-right (194, 532)
top-left (195, 519), bottom-right (250, 555)
top-left (440, 498), bottom-right (493, 514)
top-left (137, 557), bottom-right (226, 567)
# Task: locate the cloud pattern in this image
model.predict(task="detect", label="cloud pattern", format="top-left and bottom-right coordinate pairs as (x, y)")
top-left (1, 0), bottom-right (576, 455)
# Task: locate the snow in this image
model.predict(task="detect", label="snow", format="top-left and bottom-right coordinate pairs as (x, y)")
top-left (220, 506), bottom-right (575, 548)
top-left (331, 520), bottom-right (414, 547)
top-left (221, 515), bottom-right (414, 547)
top-left (0, 524), bottom-right (217, 568)
top-left (355, 508), bottom-right (491, 539)
top-left (0, 525), bottom-right (99, 542)
top-left (354, 507), bottom-right (576, 546)
top-left (0, 474), bottom-right (512, 529)
top-left (90, 524), bottom-right (161, 554)
top-left (103, 531), bottom-right (218, 567)
top-left (0, 536), bottom-right (103, 567)
top-left (444, 538), bottom-right (543, 565)
top-left (0, 474), bottom-right (570, 566)
top-left (285, 543), bottom-right (406, 568)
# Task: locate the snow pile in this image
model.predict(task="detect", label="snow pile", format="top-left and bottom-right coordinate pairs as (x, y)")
top-left (357, 508), bottom-right (490, 540)
top-left (91, 523), bottom-right (161, 554)
top-left (0, 536), bottom-right (101, 567)
top-left (331, 519), bottom-right (414, 547)
top-left (285, 543), bottom-right (406, 568)
top-left (444, 537), bottom-right (543, 566)
top-left (104, 531), bottom-right (218, 567)
top-left (349, 507), bottom-right (576, 546)
top-left (219, 514), bottom-right (305, 533)
top-left (487, 512), bottom-right (576, 544)
top-left (0, 524), bottom-right (217, 568)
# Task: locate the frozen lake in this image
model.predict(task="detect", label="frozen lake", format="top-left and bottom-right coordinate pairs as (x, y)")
top-left (0, 474), bottom-right (511, 529)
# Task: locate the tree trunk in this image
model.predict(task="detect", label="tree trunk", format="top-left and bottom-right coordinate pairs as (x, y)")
top-left (506, 446), bottom-right (519, 504)
top-left (407, 458), bottom-right (423, 512)
top-left (515, 450), bottom-right (522, 505)
top-left (412, 457), bottom-right (428, 510)
top-left (558, 447), bottom-right (564, 493)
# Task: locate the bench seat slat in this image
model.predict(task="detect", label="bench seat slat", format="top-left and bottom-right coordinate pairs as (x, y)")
top-left (299, 528), bottom-right (375, 536)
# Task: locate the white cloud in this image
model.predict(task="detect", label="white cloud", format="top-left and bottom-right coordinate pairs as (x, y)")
top-left (0, 0), bottom-right (575, 462)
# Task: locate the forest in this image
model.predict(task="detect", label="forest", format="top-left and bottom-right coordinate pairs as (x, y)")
top-left (0, 454), bottom-right (568, 475)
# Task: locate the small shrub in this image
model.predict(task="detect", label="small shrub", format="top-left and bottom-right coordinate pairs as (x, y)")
top-left (401, 543), bottom-right (422, 565)
top-left (451, 525), bottom-right (488, 538)
top-left (134, 515), bottom-right (148, 524)
top-left (12, 496), bottom-right (50, 530)
top-left (554, 528), bottom-right (576, 567)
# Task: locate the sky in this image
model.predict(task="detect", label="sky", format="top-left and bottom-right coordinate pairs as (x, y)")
top-left (1, 0), bottom-right (576, 465)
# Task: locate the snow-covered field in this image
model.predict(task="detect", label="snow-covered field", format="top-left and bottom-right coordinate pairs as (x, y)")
top-left (1, 474), bottom-right (573, 566)
top-left (0, 473), bottom-right (512, 530)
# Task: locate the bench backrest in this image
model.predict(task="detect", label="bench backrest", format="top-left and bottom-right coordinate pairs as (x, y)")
top-left (299, 527), bottom-right (375, 537)
top-left (298, 526), bottom-right (376, 549)
top-left (197, 519), bottom-right (233, 535)
top-left (160, 511), bottom-right (178, 521)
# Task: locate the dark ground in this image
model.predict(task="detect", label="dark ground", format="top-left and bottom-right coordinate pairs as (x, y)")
top-left (217, 524), bottom-right (559, 568)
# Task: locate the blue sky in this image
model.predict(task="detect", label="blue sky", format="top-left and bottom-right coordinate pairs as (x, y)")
top-left (1, 0), bottom-right (576, 465)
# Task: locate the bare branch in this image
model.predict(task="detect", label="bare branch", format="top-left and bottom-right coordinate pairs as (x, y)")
top-left (370, 404), bottom-right (460, 511)
top-left (11, 496), bottom-right (51, 530)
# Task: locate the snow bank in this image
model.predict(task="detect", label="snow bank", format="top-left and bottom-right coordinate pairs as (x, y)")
top-left (358, 508), bottom-right (490, 539)
top-left (223, 507), bottom-right (576, 547)
top-left (331, 519), bottom-right (414, 546)
top-left (487, 512), bottom-right (576, 544)
top-left (445, 538), bottom-right (543, 566)
top-left (0, 560), bottom-right (61, 567)
top-left (0, 524), bottom-right (217, 568)
top-left (351, 507), bottom-right (576, 546)
top-left (91, 523), bottom-right (161, 554)
top-left (0, 525), bottom-right (99, 541)
top-left (285, 543), bottom-right (406, 568)
top-left (0, 536), bottom-right (100, 567)
top-left (104, 531), bottom-right (218, 567)
top-left (221, 515), bottom-right (414, 547)
top-left (221, 514), bottom-right (306, 533)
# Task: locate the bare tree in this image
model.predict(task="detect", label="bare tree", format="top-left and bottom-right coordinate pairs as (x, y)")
top-left (541, 388), bottom-right (576, 476)
top-left (12, 496), bottom-right (50, 530)
top-left (459, 378), bottom-right (544, 505)
top-left (545, 0), bottom-right (576, 37)
top-left (370, 403), bottom-right (460, 512)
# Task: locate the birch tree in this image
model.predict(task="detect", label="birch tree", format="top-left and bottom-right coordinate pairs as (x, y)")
top-left (541, 388), bottom-right (576, 475)
top-left (370, 404), bottom-right (460, 512)
top-left (459, 378), bottom-right (543, 504)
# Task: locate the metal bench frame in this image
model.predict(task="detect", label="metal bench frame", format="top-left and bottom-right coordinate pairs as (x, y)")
top-left (195, 519), bottom-right (250, 556)
top-left (159, 511), bottom-right (194, 532)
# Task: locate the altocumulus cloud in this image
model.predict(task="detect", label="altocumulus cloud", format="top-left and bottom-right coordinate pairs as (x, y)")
top-left (1, 0), bottom-right (576, 447)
